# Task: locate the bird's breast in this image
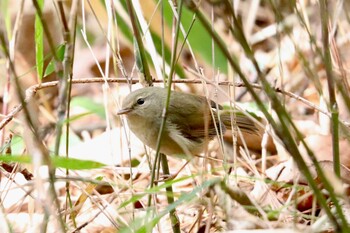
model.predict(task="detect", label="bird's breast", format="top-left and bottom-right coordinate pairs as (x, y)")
top-left (126, 114), bottom-right (160, 148)
top-left (126, 113), bottom-right (207, 158)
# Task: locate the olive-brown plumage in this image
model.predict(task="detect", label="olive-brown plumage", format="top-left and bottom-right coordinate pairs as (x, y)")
top-left (118, 87), bottom-right (262, 158)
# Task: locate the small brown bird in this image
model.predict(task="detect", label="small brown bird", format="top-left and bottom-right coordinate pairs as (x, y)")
top-left (118, 87), bottom-right (273, 158)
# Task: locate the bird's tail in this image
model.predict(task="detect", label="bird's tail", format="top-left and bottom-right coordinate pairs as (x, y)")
top-left (219, 111), bottom-right (276, 153)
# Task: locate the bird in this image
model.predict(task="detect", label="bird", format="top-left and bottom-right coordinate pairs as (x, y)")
top-left (117, 87), bottom-right (273, 158)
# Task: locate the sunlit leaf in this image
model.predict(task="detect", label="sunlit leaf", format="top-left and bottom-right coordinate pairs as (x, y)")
top-left (0, 155), bottom-right (106, 170)
top-left (71, 97), bottom-right (106, 119)
top-left (44, 44), bottom-right (66, 78)
top-left (35, 0), bottom-right (44, 80)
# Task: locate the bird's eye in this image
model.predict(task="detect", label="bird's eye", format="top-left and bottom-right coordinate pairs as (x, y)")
top-left (136, 98), bottom-right (145, 105)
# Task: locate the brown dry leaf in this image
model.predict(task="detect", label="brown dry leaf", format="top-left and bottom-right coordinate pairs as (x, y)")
top-left (265, 159), bottom-right (315, 212)
top-left (266, 158), bottom-right (350, 187)
top-left (213, 184), bottom-right (270, 231)
top-left (265, 159), bottom-right (297, 184)
top-left (265, 158), bottom-right (350, 213)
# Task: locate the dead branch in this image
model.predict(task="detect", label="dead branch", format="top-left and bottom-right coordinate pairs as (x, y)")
top-left (0, 77), bottom-right (347, 130)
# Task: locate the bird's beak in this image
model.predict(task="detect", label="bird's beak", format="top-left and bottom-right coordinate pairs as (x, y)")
top-left (117, 108), bottom-right (132, 115)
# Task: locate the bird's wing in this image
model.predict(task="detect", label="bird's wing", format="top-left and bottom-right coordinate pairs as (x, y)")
top-left (165, 90), bottom-right (262, 141)
top-left (219, 111), bottom-right (262, 136)
top-left (167, 92), bottom-right (223, 142)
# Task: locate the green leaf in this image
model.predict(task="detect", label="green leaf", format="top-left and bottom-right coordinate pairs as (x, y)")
top-left (119, 212), bottom-right (157, 233)
top-left (162, 2), bottom-right (228, 73)
top-left (0, 155), bottom-right (31, 164)
top-left (35, 0), bottom-right (44, 80)
top-left (0, 0), bottom-right (11, 39)
top-left (118, 176), bottom-right (190, 210)
top-left (63, 112), bottom-right (92, 124)
top-left (44, 44), bottom-right (66, 78)
top-left (71, 97), bottom-right (106, 119)
top-left (52, 156), bottom-right (106, 169)
top-left (0, 155), bottom-right (106, 170)
top-left (10, 135), bottom-right (25, 155)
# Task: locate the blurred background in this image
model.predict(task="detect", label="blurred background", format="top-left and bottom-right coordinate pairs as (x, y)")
top-left (1, 0), bottom-right (350, 232)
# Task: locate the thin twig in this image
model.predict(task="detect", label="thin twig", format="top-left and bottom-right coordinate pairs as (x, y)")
top-left (1, 78), bottom-right (349, 131)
